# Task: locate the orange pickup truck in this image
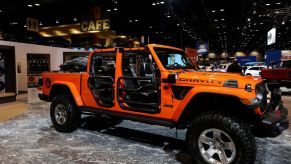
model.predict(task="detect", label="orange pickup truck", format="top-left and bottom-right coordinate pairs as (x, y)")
top-left (39, 44), bottom-right (288, 164)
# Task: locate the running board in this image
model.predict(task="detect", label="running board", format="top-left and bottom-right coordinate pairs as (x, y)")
top-left (82, 107), bottom-right (176, 128)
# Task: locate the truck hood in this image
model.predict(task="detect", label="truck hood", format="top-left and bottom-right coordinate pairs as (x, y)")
top-left (176, 71), bottom-right (262, 89)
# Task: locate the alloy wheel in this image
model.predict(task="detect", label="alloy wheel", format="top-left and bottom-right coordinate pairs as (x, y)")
top-left (198, 128), bottom-right (236, 164)
top-left (54, 104), bottom-right (68, 125)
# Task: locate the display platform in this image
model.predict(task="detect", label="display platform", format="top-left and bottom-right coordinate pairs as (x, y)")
top-left (0, 93), bottom-right (16, 104)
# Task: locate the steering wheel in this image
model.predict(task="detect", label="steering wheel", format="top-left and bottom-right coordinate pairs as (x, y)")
top-left (173, 63), bottom-right (179, 67)
top-left (181, 56), bottom-right (188, 64)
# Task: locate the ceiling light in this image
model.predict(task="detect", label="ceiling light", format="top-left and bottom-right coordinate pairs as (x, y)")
top-left (107, 9), bottom-right (111, 12)
top-left (56, 20), bottom-right (59, 24)
top-left (276, 2), bottom-right (281, 5)
top-left (129, 20), bottom-right (132, 23)
top-left (247, 18), bottom-right (251, 21)
top-left (114, 8), bottom-right (118, 11)
top-left (152, 2), bottom-right (156, 6)
top-left (221, 18), bottom-right (225, 21)
top-left (39, 22), bottom-right (43, 26)
top-left (157, 2), bottom-right (160, 4)
top-left (0, 10), bottom-right (2, 12)
top-left (214, 19), bottom-right (218, 21)
top-left (135, 19), bottom-right (139, 22)
top-left (265, 3), bottom-right (270, 6)
top-left (220, 9), bottom-right (224, 12)
top-left (73, 17), bottom-right (77, 21)
top-left (212, 10), bottom-right (215, 13)
top-left (24, 24), bottom-right (27, 28)
top-left (260, 22), bottom-right (263, 25)
top-left (27, 4), bottom-right (33, 7)
top-left (35, 3), bottom-right (40, 6)
top-left (282, 21), bottom-right (285, 25)
top-left (160, 1), bottom-right (165, 4)
top-left (167, 15), bottom-right (171, 18)
top-left (177, 23), bottom-right (180, 26)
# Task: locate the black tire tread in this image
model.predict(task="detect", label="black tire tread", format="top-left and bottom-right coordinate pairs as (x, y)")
top-left (186, 112), bottom-right (256, 164)
top-left (50, 94), bottom-right (81, 133)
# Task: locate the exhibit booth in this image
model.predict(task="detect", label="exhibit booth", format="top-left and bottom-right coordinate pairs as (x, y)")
top-left (0, 40), bottom-right (85, 103)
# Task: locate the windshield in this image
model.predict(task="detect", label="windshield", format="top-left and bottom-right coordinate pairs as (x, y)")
top-left (153, 48), bottom-right (195, 70)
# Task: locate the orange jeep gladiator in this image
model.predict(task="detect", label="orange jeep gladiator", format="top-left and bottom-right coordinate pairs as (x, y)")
top-left (39, 44), bottom-right (288, 164)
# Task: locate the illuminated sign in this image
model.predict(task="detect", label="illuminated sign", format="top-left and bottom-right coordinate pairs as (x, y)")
top-left (80, 19), bottom-right (110, 32)
top-left (196, 42), bottom-right (209, 54)
top-left (267, 28), bottom-right (276, 45)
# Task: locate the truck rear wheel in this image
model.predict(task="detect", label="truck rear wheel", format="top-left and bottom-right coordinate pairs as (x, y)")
top-left (186, 112), bottom-right (256, 164)
top-left (50, 94), bottom-right (81, 133)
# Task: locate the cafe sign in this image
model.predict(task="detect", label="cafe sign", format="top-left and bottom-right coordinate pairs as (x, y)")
top-left (80, 19), bottom-right (110, 32)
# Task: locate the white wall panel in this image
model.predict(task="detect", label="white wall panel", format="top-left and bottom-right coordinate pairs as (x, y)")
top-left (0, 40), bottom-right (80, 92)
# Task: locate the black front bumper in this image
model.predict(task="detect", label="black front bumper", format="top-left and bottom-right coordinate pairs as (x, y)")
top-left (260, 103), bottom-right (289, 137)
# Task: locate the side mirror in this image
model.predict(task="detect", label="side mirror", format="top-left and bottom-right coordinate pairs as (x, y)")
top-left (162, 73), bottom-right (177, 83)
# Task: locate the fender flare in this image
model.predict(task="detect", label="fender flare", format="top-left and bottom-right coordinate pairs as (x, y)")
top-left (175, 92), bottom-right (255, 126)
top-left (50, 81), bottom-right (84, 107)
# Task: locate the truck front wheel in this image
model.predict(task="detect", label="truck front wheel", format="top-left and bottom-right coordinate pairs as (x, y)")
top-left (50, 94), bottom-right (81, 133)
top-left (186, 112), bottom-right (256, 164)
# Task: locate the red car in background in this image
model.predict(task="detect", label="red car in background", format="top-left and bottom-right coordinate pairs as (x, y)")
top-left (261, 60), bottom-right (291, 91)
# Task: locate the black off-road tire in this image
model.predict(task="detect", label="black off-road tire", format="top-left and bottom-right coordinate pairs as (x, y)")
top-left (186, 112), bottom-right (256, 164)
top-left (50, 94), bottom-right (81, 133)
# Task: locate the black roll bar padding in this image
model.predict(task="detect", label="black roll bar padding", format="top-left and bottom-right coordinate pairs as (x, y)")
top-left (88, 75), bottom-right (115, 107)
top-left (116, 76), bottom-right (160, 114)
top-left (88, 76), bottom-right (114, 89)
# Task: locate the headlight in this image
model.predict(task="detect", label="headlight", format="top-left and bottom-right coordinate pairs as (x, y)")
top-left (245, 84), bottom-right (252, 92)
top-left (249, 97), bottom-right (260, 103)
top-left (224, 80), bottom-right (238, 88)
top-left (241, 97), bottom-right (260, 105)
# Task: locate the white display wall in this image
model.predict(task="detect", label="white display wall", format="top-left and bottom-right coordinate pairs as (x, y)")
top-left (0, 40), bottom-right (81, 93)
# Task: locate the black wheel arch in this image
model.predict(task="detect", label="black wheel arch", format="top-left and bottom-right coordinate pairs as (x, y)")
top-left (49, 84), bottom-right (74, 101)
top-left (176, 92), bottom-right (258, 128)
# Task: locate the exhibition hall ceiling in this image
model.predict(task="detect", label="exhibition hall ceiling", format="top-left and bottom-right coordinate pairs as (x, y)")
top-left (0, 0), bottom-right (290, 52)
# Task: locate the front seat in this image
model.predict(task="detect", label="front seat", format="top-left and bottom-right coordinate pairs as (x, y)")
top-left (122, 59), bottom-right (158, 107)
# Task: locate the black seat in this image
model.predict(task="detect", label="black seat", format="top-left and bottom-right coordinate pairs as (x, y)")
top-left (122, 58), bottom-right (158, 106)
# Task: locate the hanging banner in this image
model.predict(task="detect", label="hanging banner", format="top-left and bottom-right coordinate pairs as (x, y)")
top-left (185, 48), bottom-right (198, 67)
top-left (26, 18), bottom-right (39, 32)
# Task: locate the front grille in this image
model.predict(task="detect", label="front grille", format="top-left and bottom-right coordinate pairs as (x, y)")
top-left (256, 83), bottom-right (268, 113)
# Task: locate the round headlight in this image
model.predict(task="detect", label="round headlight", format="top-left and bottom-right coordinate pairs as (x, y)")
top-left (245, 84), bottom-right (252, 92)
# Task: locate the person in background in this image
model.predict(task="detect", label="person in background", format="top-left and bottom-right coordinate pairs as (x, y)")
top-left (242, 65), bottom-right (247, 74)
top-left (227, 59), bottom-right (242, 73)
